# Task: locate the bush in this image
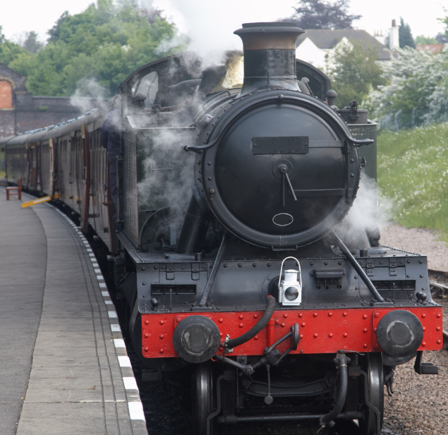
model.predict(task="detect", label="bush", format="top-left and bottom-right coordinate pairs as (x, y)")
top-left (364, 46), bottom-right (448, 128)
top-left (377, 123), bottom-right (448, 240)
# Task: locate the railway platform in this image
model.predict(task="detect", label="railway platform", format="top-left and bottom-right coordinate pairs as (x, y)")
top-left (0, 187), bottom-right (148, 435)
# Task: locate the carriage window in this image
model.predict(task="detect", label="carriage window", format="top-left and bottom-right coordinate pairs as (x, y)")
top-left (0, 81), bottom-right (13, 109)
top-left (134, 71), bottom-right (158, 108)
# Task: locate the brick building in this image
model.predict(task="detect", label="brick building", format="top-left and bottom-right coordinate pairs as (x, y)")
top-left (0, 63), bottom-right (104, 139)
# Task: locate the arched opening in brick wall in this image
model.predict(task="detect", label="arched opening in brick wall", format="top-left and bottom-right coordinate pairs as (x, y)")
top-left (0, 80), bottom-right (13, 109)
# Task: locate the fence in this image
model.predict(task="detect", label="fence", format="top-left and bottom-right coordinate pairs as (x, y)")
top-left (377, 104), bottom-right (448, 133)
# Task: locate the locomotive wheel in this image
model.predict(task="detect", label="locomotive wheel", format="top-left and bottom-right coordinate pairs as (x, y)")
top-left (359, 353), bottom-right (384, 435)
top-left (192, 362), bottom-right (215, 435)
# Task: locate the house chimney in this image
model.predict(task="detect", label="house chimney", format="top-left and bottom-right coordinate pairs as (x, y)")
top-left (234, 22), bottom-right (304, 96)
top-left (374, 29), bottom-right (385, 46)
top-left (389, 19), bottom-right (399, 50)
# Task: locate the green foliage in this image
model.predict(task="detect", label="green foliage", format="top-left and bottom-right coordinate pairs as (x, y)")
top-left (399, 18), bottom-right (415, 48)
top-left (22, 31), bottom-right (44, 54)
top-left (435, 14), bottom-right (448, 45)
top-left (47, 11), bottom-right (69, 43)
top-left (327, 40), bottom-right (385, 108)
top-left (364, 46), bottom-right (448, 128)
top-left (3, 1), bottom-right (183, 97)
top-left (0, 26), bottom-right (27, 65)
top-left (415, 35), bottom-right (438, 45)
top-left (377, 123), bottom-right (448, 240)
top-left (436, 32), bottom-right (447, 44)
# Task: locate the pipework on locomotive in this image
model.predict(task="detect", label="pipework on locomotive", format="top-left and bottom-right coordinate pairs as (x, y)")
top-left (2, 22), bottom-right (443, 435)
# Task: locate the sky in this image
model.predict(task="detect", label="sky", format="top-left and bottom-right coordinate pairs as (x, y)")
top-left (0, 0), bottom-right (446, 47)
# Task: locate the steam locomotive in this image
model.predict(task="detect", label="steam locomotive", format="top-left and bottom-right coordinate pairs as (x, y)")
top-left (2, 22), bottom-right (443, 435)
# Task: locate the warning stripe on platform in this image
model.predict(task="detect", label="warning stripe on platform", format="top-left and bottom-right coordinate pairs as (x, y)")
top-left (21, 196), bottom-right (51, 208)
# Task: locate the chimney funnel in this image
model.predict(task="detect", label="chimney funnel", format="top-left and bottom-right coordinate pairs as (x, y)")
top-left (234, 22), bottom-right (304, 96)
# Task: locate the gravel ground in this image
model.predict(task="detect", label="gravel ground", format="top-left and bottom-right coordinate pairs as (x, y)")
top-left (380, 223), bottom-right (448, 271)
top-left (379, 223), bottom-right (448, 435)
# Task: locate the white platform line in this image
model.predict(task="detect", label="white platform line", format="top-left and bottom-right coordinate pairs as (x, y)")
top-left (53, 207), bottom-right (146, 427)
top-left (118, 356), bottom-right (131, 368)
top-left (114, 339), bottom-right (126, 348)
top-left (128, 401), bottom-right (145, 421)
top-left (123, 377), bottom-right (138, 390)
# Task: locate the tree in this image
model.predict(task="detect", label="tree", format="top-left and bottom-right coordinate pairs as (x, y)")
top-left (435, 33), bottom-right (447, 44)
top-left (289, 0), bottom-right (361, 29)
top-left (364, 47), bottom-right (448, 128)
top-left (0, 26), bottom-right (27, 65)
top-left (22, 32), bottom-right (44, 54)
top-left (399, 18), bottom-right (415, 48)
top-left (47, 11), bottom-right (69, 43)
top-left (327, 40), bottom-right (384, 108)
top-left (6, 0), bottom-right (184, 97)
top-left (437, 13), bottom-right (448, 44)
top-left (415, 35), bottom-right (438, 45)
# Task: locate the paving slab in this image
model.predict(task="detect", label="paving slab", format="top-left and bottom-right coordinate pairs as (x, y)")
top-left (0, 189), bottom-right (147, 435)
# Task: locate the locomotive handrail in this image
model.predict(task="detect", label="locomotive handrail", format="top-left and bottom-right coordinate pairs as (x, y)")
top-left (333, 232), bottom-right (385, 303)
top-left (198, 234), bottom-right (227, 307)
top-left (183, 136), bottom-right (220, 153)
top-left (348, 138), bottom-right (374, 147)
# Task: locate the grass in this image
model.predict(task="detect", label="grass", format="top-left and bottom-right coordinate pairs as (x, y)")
top-left (377, 122), bottom-right (448, 241)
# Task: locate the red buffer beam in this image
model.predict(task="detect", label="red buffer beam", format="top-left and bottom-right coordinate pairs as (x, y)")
top-left (141, 307), bottom-right (444, 358)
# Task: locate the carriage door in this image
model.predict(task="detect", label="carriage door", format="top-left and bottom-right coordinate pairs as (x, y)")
top-left (28, 142), bottom-right (38, 190)
top-left (49, 138), bottom-right (57, 198)
top-left (80, 125), bottom-right (91, 234)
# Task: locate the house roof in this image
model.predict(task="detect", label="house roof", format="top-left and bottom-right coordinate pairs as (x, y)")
top-left (296, 29), bottom-right (391, 60)
top-left (0, 63), bottom-right (28, 91)
top-left (416, 44), bottom-right (444, 54)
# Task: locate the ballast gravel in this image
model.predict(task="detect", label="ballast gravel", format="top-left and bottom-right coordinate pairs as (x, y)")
top-left (379, 223), bottom-right (448, 435)
top-left (380, 223), bottom-right (448, 272)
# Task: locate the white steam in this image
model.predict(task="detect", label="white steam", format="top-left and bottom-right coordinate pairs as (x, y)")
top-left (153, 0), bottom-right (297, 66)
top-left (69, 78), bottom-right (111, 114)
top-left (137, 128), bottom-right (195, 221)
top-left (335, 176), bottom-right (393, 249)
top-left (155, 33), bottom-right (189, 56)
